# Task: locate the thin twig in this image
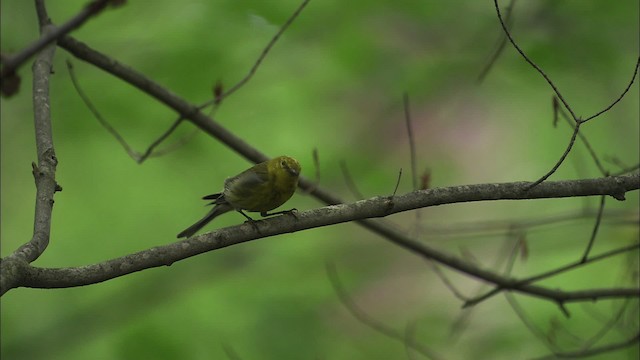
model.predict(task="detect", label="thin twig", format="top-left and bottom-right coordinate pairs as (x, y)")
top-left (66, 60), bottom-right (141, 160)
top-left (448, 233), bottom-right (523, 340)
top-left (339, 160), bottom-right (365, 200)
top-left (478, 0), bottom-right (517, 83)
top-left (583, 57), bottom-right (640, 123)
top-left (464, 242), bottom-right (640, 307)
top-left (302, 148), bottom-right (321, 194)
top-left (326, 261), bottom-right (443, 360)
top-left (201, 0), bottom-right (311, 107)
top-left (422, 208), bottom-right (637, 239)
top-left (526, 121), bottom-right (583, 189)
top-left (611, 163), bottom-right (640, 177)
top-left (403, 93), bottom-right (425, 226)
top-left (493, 0), bottom-right (578, 121)
top-left (576, 299), bottom-right (631, 354)
top-left (403, 93), bottom-right (418, 191)
top-left (68, 60), bottom-right (199, 163)
top-left (392, 168), bottom-right (403, 196)
top-left (532, 332), bottom-right (640, 360)
top-left (505, 293), bottom-right (561, 353)
top-left (137, 118), bottom-right (188, 163)
top-left (580, 195), bottom-right (606, 262)
top-left (427, 260), bottom-right (469, 302)
top-left (404, 321), bottom-right (422, 360)
top-left (555, 96), bottom-right (607, 175)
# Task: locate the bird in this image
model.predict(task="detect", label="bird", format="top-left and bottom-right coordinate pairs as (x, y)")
top-left (177, 156), bottom-right (301, 238)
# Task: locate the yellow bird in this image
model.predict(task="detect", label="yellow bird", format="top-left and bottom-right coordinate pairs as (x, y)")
top-left (177, 156), bottom-right (301, 238)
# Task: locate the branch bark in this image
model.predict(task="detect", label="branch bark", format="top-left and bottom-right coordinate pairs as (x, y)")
top-left (2, 172), bottom-right (638, 299)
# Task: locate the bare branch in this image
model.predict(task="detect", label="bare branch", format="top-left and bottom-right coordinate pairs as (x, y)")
top-left (421, 208), bottom-right (637, 239)
top-left (58, 35), bottom-right (270, 164)
top-left (340, 160), bottom-right (365, 200)
top-left (203, 0), bottom-right (311, 105)
top-left (427, 260), bottom-right (469, 302)
top-left (505, 293), bottom-right (561, 353)
top-left (1, 0), bottom-right (121, 94)
top-left (478, 0), bottom-right (517, 83)
top-left (66, 60), bottom-right (141, 160)
top-left (326, 262), bottom-right (443, 360)
top-left (493, 0), bottom-right (578, 121)
top-left (533, 332), bottom-right (640, 359)
top-left (526, 121), bottom-right (583, 189)
top-left (554, 96), bottom-right (608, 175)
top-left (580, 195), bottom-right (606, 262)
top-left (4, 173), bottom-right (638, 303)
top-left (69, 58), bottom-right (197, 163)
top-left (392, 168), bottom-right (403, 196)
top-left (464, 242), bottom-right (640, 307)
top-left (403, 93), bottom-right (418, 191)
top-left (13, 23), bottom-right (59, 263)
top-left (302, 148), bottom-right (321, 194)
top-left (583, 57), bottom-right (640, 123)
top-left (576, 299), bottom-right (632, 354)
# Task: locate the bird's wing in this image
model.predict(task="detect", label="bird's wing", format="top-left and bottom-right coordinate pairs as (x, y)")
top-left (225, 162), bottom-right (269, 191)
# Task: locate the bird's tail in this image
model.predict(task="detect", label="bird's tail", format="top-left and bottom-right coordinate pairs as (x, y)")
top-left (177, 203), bottom-right (233, 238)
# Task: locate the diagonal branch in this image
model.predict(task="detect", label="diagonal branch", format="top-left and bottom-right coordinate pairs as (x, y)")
top-left (463, 242), bottom-right (640, 307)
top-left (583, 57), bottom-right (640, 123)
top-left (55, 36), bottom-right (640, 291)
top-left (533, 332), bottom-right (640, 360)
top-left (1, 0), bottom-right (121, 93)
top-left (212, 0), bottom-right (311, 103)
top-left (493, 0), bottom-right (578, 121)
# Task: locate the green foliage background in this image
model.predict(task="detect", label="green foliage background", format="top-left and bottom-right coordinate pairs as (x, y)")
top-left (1, 1), bottom-right (638, 359)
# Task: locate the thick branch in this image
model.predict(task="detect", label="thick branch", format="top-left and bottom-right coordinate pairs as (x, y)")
top-left (13, 24), bottom-right (59, 263)
top-left (6, 173), bottom-right (639, 301)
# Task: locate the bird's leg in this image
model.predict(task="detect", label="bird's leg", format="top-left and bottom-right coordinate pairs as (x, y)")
top-left (237, 210), bottom-right (260, 232)
top-left (236, 210), bottom-right (255, 221)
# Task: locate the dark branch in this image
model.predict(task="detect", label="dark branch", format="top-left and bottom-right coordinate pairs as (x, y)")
top-left (463, 242), bottom-right (640, 307)
top-left (14, 22), bottom-right (59, 263)
top-left (1, 0), bottom-right (120, 89)
top-left (493, 0), bottom-right (578, 121)
top-left (555, 97), bottom-right (608, 175)
top-left (66, 60), bottom-right (141, 160)
top-left (526, 121), bottom-right (583, 189)
top-left (580, 195), bottom-right (606, 262)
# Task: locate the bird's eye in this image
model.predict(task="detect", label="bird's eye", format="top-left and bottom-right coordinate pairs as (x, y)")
top-left (281, 160), bottom-right (287, 168)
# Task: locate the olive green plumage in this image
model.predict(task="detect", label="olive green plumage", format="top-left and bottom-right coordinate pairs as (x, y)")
top-left (177, 156), bottom-right (301, 238)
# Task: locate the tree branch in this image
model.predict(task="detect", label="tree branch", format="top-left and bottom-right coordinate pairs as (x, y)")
top-left (1, 0), bottom-right (121, 96)
top-left (52, 36), bottom-right (639, 304)
top-left (15, 23), bottom-right (59, 263)
top-left (3, 173), bottom-right (638, 300)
